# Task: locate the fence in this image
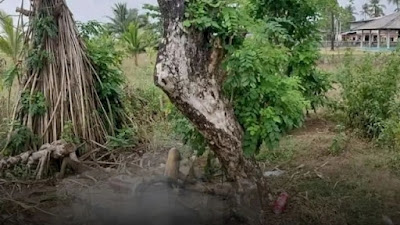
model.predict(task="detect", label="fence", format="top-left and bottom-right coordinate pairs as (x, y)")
top-left (320, 41), bottom-right (399, 49)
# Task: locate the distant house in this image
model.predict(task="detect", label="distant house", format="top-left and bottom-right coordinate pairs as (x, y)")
top-left (341, 12), bottom-right (400, 49)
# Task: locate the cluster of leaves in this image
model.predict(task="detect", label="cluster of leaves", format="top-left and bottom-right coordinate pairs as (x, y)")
top-left (77, 20), bottom-right (108, 40)
top-left (0, 121), bottom-right (37, 156)
top-left (31, 13), bottom-right (58, 45)
top-left (289, 40), bottom-right (331, 110)
top-left (27, 13), bottom-right (57, 72)
top-left (251, 0), bottom-right (331, 111)
top-left (184, 0), bottom-right (244, 42)
top-left (106, 126), bottom-right (138, 149)
top-left (337, 50), bottom-right (400, 143)
top-left (248, 0), bottom-right (319, 43)
top-left (61, 121), bottom-right (80, 144)
top-left (83, 25), bottom-right (126, 129)
top-left (2, 64), bottom-right (20, 88)
top-left (27, 48), bottom-right (52, 71)
top-left (21, 91), bottom-right (47, 116)
top-left (122, 23), bottom-right (158, 66)
top-left (225, 26), bottom-right (308, 155)
top-left (0, 10), bottom-right (23, 63)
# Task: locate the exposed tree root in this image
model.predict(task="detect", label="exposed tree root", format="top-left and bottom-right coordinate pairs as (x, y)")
top-left (0, 140), bottom-right (77, 179)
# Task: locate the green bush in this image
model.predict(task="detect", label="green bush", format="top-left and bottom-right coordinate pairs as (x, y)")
top-left (338, 50), bottom-right (400, 148)
top-left (0, 121), bottom-right (38, 156)
top-left (106, 126), bottom-right (138, 149)
top-left (329, 125), bottom-right (349, 156)
top-left (225, 28), bottom-right (309, 156)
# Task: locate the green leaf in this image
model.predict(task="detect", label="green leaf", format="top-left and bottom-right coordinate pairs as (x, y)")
top-left (183, 20), bottom-right (192, 27)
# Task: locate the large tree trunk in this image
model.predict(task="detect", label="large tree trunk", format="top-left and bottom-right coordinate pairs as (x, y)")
top-left (154, 0), bottom-right (269, 214)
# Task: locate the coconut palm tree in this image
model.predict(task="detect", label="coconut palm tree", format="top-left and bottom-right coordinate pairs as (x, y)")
top-left (123, 23), bottom-right (144, 66)
top-left (369, 0), bottom-right (386, 17)
top-left (361, 3), bottom-right (372, 19)
top-left (0, 10), bottom-right (23, 63)
top-left (388, 0), bottom-right (400, 11)
top-left (107, 3), bottom-right (149, 35)
top-left (345, 4), bottom-right (357, 21)
top-left (0, 10), bottom-right (24, 96)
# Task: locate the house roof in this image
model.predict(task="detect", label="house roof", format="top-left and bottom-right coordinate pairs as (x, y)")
top-left (350, 18), bottom-right (378, 30)
top-left (355, 12), bottom-right (400, 30)
top-left (341, 31), bottom-right (357, 35)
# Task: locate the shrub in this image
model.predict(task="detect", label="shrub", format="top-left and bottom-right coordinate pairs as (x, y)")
top-left (225, 29), bottom-right (309, 156)
top-left (338, 50), bottom-right (400, 140)
top-left (0, 121), bottom-right (38, 156)
top-left (106, 126), bottom-right (138, 149)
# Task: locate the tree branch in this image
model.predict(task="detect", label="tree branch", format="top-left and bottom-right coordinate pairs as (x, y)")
top-left (16, 7), bottom-right (35, 17)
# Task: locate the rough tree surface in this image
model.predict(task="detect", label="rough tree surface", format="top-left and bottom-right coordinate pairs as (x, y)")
top-left (154, 0), bottom-right (269, 211)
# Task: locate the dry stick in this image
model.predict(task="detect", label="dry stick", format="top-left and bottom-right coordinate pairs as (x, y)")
top-left (26, 71), bottom-right (40, 134)
top-left (1, 197), bottom-right (58, 217)
top-left (41, 79), bottom-right (63, 138)
top-left (90, 140), bottom-right (110, 150)
top-left (2, 69), bottom-right (38, 154)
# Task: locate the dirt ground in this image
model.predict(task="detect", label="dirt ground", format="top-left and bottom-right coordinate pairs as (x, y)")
top-left (2, 112), bottom-right (400, 225)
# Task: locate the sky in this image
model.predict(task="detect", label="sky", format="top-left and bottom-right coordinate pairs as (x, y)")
top-left (0, 0), bottom-right (396, 23)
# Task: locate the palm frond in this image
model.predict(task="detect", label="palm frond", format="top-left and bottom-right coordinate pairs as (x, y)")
top-left (2, 64), bottom-right (19, 88)
top-left (0, 10), bottom-right (23, 62)
top-left (0, 37), bottom-right (13, 57)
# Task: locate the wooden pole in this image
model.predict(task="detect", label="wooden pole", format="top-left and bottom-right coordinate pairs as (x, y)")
top-left (361, 30), bottom-right (364, 48)
top-left (369, 30), bottom-right (372, 48)
top-left (378, 30), bottom-right (381, 48)
top-left (387, 30), bottom-right (391, 49)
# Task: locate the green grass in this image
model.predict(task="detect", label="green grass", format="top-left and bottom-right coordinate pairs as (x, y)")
top-left (256, 136), bottom-right (297, 163)
top-left (122, 54), bottom-right (156, 90)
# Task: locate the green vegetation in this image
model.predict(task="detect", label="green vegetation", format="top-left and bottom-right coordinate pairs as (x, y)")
top-left (123, 23), bottom-right (145, 66)
top-left (337, 50), bottom-right (400, 142)
top-left (107, 3), bottom-right (148, 34)
top-left (0, 10), bottom-right (23, 64)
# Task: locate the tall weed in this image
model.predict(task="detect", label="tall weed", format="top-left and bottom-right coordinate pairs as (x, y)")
top-left (337, 50), bottom-right (400, 147)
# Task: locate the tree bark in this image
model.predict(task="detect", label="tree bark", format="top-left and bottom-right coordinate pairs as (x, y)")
top-left (155, 0), bottom-right (269, 214)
